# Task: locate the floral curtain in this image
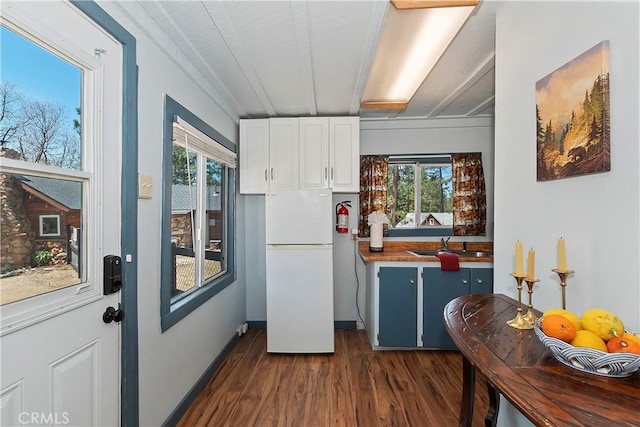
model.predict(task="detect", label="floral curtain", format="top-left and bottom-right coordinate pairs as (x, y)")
top-left (452, 152), bottom-right (486, 236)
top-left (359, 155), bottom-right (388, 237)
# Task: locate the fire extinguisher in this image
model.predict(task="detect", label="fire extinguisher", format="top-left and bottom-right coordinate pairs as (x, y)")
top-left (336, 201), bottom-right (351, 233)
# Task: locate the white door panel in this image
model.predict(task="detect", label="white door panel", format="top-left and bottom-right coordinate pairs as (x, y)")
top-left (0, 2), bottom-right (122, 425)
top-left (1, 302), bottom-right (119, 427)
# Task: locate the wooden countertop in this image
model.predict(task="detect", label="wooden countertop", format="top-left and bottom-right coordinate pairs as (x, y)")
top-left (358, 241), bottom-right (494, 263)
top-left (444, 294), bottom-right (640, 427)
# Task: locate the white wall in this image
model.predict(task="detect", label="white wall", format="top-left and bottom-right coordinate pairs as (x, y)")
top-left (494, 2), bottom-right (639, 426)
top-left (99, 3), bottom-right (246, 426)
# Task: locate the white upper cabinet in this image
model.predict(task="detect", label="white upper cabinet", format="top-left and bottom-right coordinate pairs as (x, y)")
top-left (329, 117), bottom-right (360, 193)
top-left (299, 117), bottom-right (329, 190)
top-left (269, 118), bottom-right (299, 190)
top-left (240, 116), bottom-right (359, 194)
top-left (239, 119), bottom-right (270, 194)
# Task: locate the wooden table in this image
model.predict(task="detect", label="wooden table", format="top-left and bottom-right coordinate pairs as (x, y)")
top-left (444, 294), bottom-right (640, 427)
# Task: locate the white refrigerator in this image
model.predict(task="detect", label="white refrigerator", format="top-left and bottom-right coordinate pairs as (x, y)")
top-left (265, 190), bottom-right (334, 353)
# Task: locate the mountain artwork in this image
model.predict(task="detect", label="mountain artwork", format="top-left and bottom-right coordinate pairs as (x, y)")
top-left (535, 41), bottom-right (610, 181)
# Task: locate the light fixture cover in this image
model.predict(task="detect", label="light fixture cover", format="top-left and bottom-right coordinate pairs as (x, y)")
top-left (361, 4), bottom-right (475, 107)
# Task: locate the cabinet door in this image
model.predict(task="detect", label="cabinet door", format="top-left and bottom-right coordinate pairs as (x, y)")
top-left (329, 117), bottom-right (360, 193)
top-left (423, 268), bottom-right (469, 349)
top-left (378, 267), bottom-right (418, 347)
top-left (299, 117), bottom-right (329, 190)
top-left (239, 119), bottom-right (270, 194)
top-left (269, 118), bottom-right (299, 190)
top-left (470, 268), bottom-right (493, 295)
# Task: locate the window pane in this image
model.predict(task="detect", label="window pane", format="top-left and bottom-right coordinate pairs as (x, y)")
top-left (0, 174), bottom-right (83, 305)
top-left (387, 164), bottom-right (415, 227)
top-left (420, 165), bottom-right (453, 227)
top-left (40, 215), bottom-right (61, 236)
top-left (1, 25), bottom-right (82, 170)
top-left (204, 157), bottom-right (225, 283)
top-left (171, 144), bottom-right (197, 297)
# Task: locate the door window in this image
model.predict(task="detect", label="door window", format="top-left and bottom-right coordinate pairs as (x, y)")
top-left (0, 16), bottom-right (112, 328)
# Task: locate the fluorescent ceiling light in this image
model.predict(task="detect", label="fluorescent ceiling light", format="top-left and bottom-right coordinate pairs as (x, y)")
top-left (361, 2), bottom-right (476, 109)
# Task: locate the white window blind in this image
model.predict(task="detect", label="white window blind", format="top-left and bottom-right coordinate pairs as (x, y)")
top-left (173, 116), bottom-right (236, 168)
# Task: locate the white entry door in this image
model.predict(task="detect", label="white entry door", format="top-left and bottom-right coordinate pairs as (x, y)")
top-left (1, 2), bottom-right (123, 426)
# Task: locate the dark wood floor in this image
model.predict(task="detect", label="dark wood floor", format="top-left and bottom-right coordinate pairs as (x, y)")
top-left (178, 328), bottom-right (489, 427)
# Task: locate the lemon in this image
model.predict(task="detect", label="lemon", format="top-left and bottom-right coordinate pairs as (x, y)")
top-left (622, 332), bottom-right (640, 347)
top-left (581, 308), bottom-right (624, 341)
top-left (543, 308), bottom-right (582, 331)
top-left (570, 329), bottom-right (607, 352)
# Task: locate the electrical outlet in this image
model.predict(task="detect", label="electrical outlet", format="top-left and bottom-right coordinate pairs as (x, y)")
top-left (351, 228), bottom-right (358, 240)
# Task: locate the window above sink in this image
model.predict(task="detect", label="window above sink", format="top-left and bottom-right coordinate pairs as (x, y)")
top-left (359, 153), bottom-right (487, 238)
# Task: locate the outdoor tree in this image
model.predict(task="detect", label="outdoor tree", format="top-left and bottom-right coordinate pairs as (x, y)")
top-left (387, 164), bottom-right (414, 227)
top-left (0, 81), bottom-right (80, 169)
top-left (172, 145), bottom-right (197, 185)
top-left (0, 82), bottom-right (24, 147)
top-left (421, 166), bottom-right (452, 213)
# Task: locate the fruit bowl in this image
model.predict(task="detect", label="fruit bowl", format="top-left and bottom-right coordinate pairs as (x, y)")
top-left (533, 319), bottom-right (640, 378)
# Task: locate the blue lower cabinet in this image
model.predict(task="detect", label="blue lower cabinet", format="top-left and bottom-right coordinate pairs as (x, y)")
top-left (470, 268), bottom-right (493, 295)
top-left (422, 267), bottom-right (494, 349)
top-left (371, 264), bottom-right (493, 350)
top-left (422, 268), bottom-right (470, 349)
top-left (378, 267), bottom-right (418, 347)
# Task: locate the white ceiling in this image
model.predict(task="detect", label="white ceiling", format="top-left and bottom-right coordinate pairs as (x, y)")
top-left (115, 0), bottom-right (498, 121)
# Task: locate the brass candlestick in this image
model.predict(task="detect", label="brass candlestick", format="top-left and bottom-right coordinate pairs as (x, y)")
top-left (523, 278), bottom-right (540, 323)
top-left (552, 269), bottom-right (575, 309)
top-left (507, 273), bottom-right (533, 329)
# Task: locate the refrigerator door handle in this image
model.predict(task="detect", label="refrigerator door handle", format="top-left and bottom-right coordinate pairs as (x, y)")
top-left (267, 244), bottom-right (333, 250)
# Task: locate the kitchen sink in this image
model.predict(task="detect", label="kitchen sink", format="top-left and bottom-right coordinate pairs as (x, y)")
top-left (456, 250), bottom-right (493, 258)
top-left (407, 250), bottom-right (493, 258)
top-left (407, 250), bottom-right (448, 257)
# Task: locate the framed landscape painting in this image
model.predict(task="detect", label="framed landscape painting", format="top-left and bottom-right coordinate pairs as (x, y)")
top-left (535, 41), bottom-right (610, 181)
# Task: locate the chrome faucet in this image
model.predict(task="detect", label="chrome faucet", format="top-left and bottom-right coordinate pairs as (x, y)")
top-left (441, 237), bottom-right (451, 250)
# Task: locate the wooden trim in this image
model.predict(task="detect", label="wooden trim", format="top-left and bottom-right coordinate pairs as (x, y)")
top-left (360, 101), bottom-right (408, 110)
top-left (391, 0), bottom-right (479, 10)
top-left (20, 183), bottom-right (71, 212)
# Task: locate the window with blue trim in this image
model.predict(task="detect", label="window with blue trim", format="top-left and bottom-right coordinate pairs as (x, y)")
top-left (161, 96), bottom-right (236, 331)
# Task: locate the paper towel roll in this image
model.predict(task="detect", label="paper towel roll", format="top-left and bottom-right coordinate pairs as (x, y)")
top-left (369, 223), bottom-right (383, 252)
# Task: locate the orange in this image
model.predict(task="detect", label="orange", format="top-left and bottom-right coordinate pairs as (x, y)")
top-left (570, 330), bottom-right (607, 352)
top-left (606, 337), bottom-right (640, 355)
top-left (542, 314), bottom-right (577, 342)
top-left (543, 308), bottom-right (582, 331)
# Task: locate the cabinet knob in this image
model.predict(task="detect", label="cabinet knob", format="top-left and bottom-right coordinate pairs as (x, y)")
top-left (477, 279), bottom-right (483, 284)
top-left (462, 279), bottom-right (468, 284)
top-left (264, 169), bottom-right (268, 182)
top-left (409, 279), bottom-right (415, 284)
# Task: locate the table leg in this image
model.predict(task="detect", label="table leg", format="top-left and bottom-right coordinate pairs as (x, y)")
top-left (484, 381), bottom-right (500, 427)
top-left (459, 355), bottom-right (476, 427)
